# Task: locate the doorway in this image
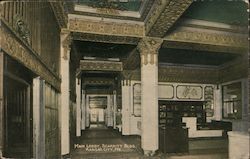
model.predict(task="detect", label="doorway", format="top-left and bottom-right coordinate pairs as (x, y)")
top-left (4, 75), bottom-right (32, 158)
top-left (90, 108), bottom-right (105, 128)
top-left (3, 55), bottom-right (33, 158)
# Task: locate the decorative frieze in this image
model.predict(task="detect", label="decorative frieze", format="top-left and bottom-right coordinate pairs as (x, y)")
top-left (1, 20), bottom-right (61, 90)
top-left (80, 60), bottom-right (123, 72)
top-left (137, 37), bottom-right (163, 65)
top-left (83, 78), bottom-right (114, 86)
top-left (121, 66), bottom-right (219, 84)
top-left (68, 19), bottom-right (144, 37)
top-left (158, 66), bottom-right (219, 84)
top-left (165, 29), bottom-right (248, 50)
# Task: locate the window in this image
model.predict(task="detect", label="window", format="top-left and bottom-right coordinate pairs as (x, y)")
top-left (222, 82), bottom-right (242, 119)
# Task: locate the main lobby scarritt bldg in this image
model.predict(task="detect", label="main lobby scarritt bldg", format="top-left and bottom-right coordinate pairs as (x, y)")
top-left (0, 0), bottom-right (249, 159)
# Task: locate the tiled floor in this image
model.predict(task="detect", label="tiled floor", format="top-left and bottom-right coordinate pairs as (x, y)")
top-left (70, 126), bottom-right (228, 159)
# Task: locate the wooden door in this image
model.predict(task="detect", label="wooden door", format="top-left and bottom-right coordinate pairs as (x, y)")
top-left (4, 75), bottom-right (32, 158)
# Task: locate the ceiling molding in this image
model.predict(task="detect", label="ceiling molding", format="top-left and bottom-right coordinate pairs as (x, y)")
top-left (146, 0), bottom-right (193, 37)
top-left (49, 1), bottom-right (68, 28)
top-left (164, 27), bottom-right (248, 53)
top-left (72, 32), bottom-right (140, 45)
top-left (177, 18), bottom-right (248, 34)
top-left (162, 41), bottom-right (247, 54)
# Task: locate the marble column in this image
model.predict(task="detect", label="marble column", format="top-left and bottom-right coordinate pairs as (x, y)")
top-left (76, 78), bottom-right (81, 137)
top-left (33, 77), bottom-right (45, 159)
top-left (121, 79), bottom-right (131, 135)
top-left (137, 37), bottom-right (162, 156)
top-left (60, 30), bottom-right (72, 155)
top-left (81, 90), bottom-right (86, 130)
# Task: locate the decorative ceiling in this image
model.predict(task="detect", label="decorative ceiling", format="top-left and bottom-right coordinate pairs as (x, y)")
top-left (68, 0), bottom-right (154, 21)
top-left (159, 48), bottom-right (240, 66)
top-left (77, 0), bottom-right (143, 11)
top-left (182, 0), bottom-right (248, 26)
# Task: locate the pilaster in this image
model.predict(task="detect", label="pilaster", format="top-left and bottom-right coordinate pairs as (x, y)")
top-left (60, 29), bottom-right (72, 155)
top-left (33, 77), bottom-right (45, 159)
top-left (137, 37), bottom-right (162, 156)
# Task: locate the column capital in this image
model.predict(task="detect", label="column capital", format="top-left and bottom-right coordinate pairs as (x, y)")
top-left (121, 70), bottom-right (132, 86)
top-left (137, 37), bottom-right (163, 54)
top-left (61, 30), bottom-right (72, 60)
top-left (137, 37), bottom-right (163, 65)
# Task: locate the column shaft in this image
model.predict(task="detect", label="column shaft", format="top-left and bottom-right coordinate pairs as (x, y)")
top-left (141, 56), bottom-right (158, 152)
top-left (33, 77), bottom-right (45, 159)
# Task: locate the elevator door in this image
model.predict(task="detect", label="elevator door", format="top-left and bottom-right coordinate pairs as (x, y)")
top-left (4, 76), bottom-right (32, 158)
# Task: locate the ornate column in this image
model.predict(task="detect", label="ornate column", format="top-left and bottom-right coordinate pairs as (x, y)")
top-left (121, 72), bottom-right (131, 135)
top-left (60, 29), bottom-right (72, 155)
top-left (76, 78), bottom-right (81, 137)
top-left (137, 37), bottom-right (162, 156)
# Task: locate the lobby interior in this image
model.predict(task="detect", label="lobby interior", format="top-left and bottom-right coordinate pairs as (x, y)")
top-left (0, 0), bottom-right (249, 158)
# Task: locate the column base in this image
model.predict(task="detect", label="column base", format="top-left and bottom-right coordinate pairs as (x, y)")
top-left (143, 150), bottom-right (156, 156)
top-left (62, 153), bottom-right (70, 159)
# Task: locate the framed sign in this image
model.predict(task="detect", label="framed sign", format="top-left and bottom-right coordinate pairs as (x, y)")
top-left (133, 83), bottom-right (141, 117)
top-left (204, 86), bottom-right (214, 117)
top-left (176, 85), bottom-right (203, 100)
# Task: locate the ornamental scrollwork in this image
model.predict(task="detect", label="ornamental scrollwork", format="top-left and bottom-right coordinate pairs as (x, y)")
top-left (13, 14), bottom-right (31, 44)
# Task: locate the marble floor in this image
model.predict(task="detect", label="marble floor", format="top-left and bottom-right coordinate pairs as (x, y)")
top-left (70, 126), bottom-right (228, 159)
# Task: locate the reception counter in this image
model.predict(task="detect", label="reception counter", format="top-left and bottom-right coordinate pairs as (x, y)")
top-left (182, 117), bottom-right (223, 138)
